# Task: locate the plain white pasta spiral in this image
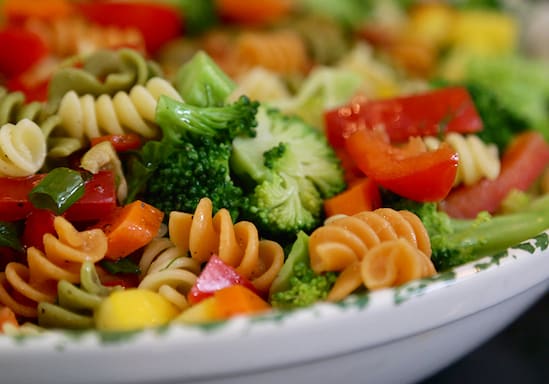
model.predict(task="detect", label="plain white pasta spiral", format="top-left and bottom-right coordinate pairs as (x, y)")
top-left (423, 132), bottom-right (500, 186)
top-left (138, 237), bottom-right (201, 311)
top-left (57, 77), bottom-right (182, 140)
top-left (0, 119), bottom-right (46, 177)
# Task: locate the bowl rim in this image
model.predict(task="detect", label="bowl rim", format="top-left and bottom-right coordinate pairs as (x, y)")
top-left (1, 230), bottom-right (547, 350)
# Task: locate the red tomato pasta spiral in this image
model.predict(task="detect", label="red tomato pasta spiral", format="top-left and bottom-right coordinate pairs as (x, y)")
top-left (168, 198), bottom-right (285, 294)
top-left (309, 208), bottom-right (435, 301)
top-left (0, 217), bottom-right (108, 318)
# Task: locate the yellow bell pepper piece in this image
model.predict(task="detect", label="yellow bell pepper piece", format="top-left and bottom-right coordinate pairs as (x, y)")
top-left (95, 289), bottom-right (178, 331)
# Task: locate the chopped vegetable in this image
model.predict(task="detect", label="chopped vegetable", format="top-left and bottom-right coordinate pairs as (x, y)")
top-left (90, 134), bottom-right (142, 152)
top-left (344, 129), bottom-right (459, 202)
top-left (77, 1), bottom-right (183, 54)
top-left (28, 167), bottom-right (86, 215)
top-left (323, 177), bottom-right (381, 217)
top-left (0, 26), bottom-right (48, 78)
top-left (270, 231), bottom-right (337, 309)
top-left (324, 87), bottom-right (483, 147)
top-left (440, 131), bottom-right (549, 218)
top-left (93, 200), bottom-right (164, 260)
top-left (95, 289), bottom-right (178, 331)
top-left (21, 209), bottom-right (56, 252)
top-left (187, 255), bottom-right (258, 304)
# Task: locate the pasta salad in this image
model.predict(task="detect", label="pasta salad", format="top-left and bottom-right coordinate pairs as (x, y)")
top-left (0, 0), bottom-right (548, 334)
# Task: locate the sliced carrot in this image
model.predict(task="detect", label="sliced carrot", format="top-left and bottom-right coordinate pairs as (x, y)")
top-left (324, 177), bottom-right (381, 218)
top-left (3, 0), bottom-right (73, 23)
top-left (215, 0), bottom-right (294, 25)
top-left (0, 306), bottom-right (18, 333)
top-left (214, 285), bottom-right (270, 319)
top-left (94, 200), bottom-right (164, 260)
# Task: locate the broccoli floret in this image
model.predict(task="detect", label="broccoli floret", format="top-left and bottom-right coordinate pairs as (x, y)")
top-left (125, 94), bottom-right (258, 218)
top-left (270, 231), bottom-right (337, 309)
top-left (174, 50), bottom-right (236, 107)
top-left (138, 137), bottom-right (244, 219)
top-left (384, 192), bottom-right (549, 271)
top-left (270, 260), bottom-right (338, 309)
top-left (231, 106), bottom-right (346, 240)
top-left (155, 94), bottom-right (258, 143)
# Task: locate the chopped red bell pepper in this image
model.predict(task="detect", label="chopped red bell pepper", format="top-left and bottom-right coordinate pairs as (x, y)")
top-left (0, 26), bottom-right (48, 78)
top-left (188, 255), bottom-right (258, 305)
top-left (76, 1), bottom-right (183, 54)
top-left (440, 131), bottom-right (549, 218)
top-left (90, 134), bottom-right (142, 152)
top-left (325, 87), bottom-right (483, 148)
top-left (0, 171), bottom-right (117, 222)
top-left (21, 209), bottom-right (56, 252)
top-left (63, 171), bottom-right (117, 222)
top-left (345, 129), bottom-right (459, 202)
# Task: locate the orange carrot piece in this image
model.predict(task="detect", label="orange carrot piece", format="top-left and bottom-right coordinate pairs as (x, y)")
top-left (214, 285), bottom-right (270, 319)
top-left (324, 177), bottom-right (381, 217)
top-left (94, 200), bottom-right (164, 260)
top-left (3, 0), bottom-right (73, 22)
top-left (0, 306), bottom-right (18, 333)
top-left (215, 0), bottom-right (294, 25)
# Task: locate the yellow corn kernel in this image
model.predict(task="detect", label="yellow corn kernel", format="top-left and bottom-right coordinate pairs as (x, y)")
top-left (95, 289), bottom-right (178, 331)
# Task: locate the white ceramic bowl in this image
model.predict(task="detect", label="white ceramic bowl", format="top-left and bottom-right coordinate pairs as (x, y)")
top-left (1, 230), bottom-right (548, 384)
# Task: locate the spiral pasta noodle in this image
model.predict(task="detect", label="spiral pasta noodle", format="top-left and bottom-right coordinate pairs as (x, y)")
top-left (138, 237), bottom-right (201, 311)
top-left (24, 17), bottom-right (145, 58)
top-left (168, 198), bottom-right (285, 294)
top-left (56, 77), bottom-right (182, 140)
top-left (0, 119), bottom-right (47, 177)
top-left (0, 88), bottom-right (46, 125)
top-left (47, 48), bottom-right (163, 110)
top-left (214, 29), bottom-right (311, 78)
top-left (37, 261), bottom-right (117, 329)
top-left (308, 208), bottom-right (435, 301)
top-left (0, 217), bottom-right (108, 318)
top-left (423, 132), bottom-right (500, 186)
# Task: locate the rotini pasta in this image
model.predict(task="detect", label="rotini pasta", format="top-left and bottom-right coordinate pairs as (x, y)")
top-left (0, 119), bottom-right (47, 177)
top-left (80, 141), bottom-right (128, 203)
top-left (47, 48), bottom-right (163, 110)
top-left (24, 17), bottom-right (145, 58)
top-left (210, 29), bottom-right (311, 78)
top-left (423, 132), bottom-right (500, 186)
top-left (0, 88), bottom-right (46, 125)
top-left (0, 217), bottom-right (108, 318)
top-left (309, 208), bottom-right (435, 301)
top-left (37, 261), bottom-right (117, 329)
top-left (168, 198), bottom-right (285, 294)
top-left (56, 77), bottom-right (182, 140)
top-left (138, 237), bottom-right (201, 311)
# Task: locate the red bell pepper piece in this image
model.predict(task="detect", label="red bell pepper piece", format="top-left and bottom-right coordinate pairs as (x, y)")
top-left (76, 1), bottom-right (183, 54)
top-left (345, 129), bottom-right (459, 202)
top-left (21, 209), bottom-right (56, 252)
top-left (440, 131), bottom-right (549, 218)
top-left (0, 26), bottom-right (48, 78)
top-left (63, 171), bottom-right (117, 222)
top-left (188, 255), bottom-right (258, 305)
top-left (90, 134), bottom-right (142, 152)
top-left (325, 87), bottom-right (483, 148)
top-left (0, 171), bottom-right (117, 222)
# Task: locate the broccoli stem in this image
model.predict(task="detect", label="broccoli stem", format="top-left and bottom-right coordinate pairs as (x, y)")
top-left (448, 210), bottom-right (549, 258)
